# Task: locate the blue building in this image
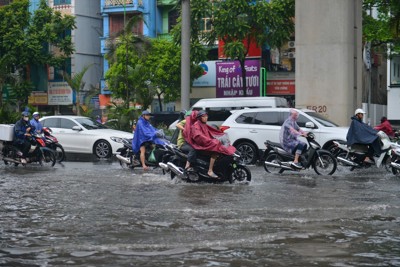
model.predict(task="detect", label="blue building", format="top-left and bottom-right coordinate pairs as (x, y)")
top-left (100, 0), bottom-right (178, 97)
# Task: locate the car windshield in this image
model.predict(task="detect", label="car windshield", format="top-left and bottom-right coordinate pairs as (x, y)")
top-left (304, 112), bottom-right (339, 127)
top-left (76, 118), bottom-right (109, 130)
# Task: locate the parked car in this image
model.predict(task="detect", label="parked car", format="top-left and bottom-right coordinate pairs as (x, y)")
top-left (39, 116), bottom-right (132, 158)
top-left (220, 108), bottom-right (349, 165)
top-left (168, 96), bottom-right (288, 130)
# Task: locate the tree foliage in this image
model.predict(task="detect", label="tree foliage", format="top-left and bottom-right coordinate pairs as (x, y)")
top-left (0, 0), bottom-right (76, 108)
top-left (171, 0), bottom-right (295, 95)
top-left (363, 0), bottom-right (400, 55)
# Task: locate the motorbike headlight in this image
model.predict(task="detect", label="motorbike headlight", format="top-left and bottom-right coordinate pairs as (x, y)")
top-left (110, 137), bottom-right (124, 143)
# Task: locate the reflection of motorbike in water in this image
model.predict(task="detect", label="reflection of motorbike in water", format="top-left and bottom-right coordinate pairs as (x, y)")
top-left (1, 132), bottom-right (56, 167)
top-left (263, 132), bottom-right (337, 175)
top-left (43, 127), bottom-right (66, 163)
top-left (332, 131), bottom-right (392, 171)
top-left (161, 144), bottom-right (251, 184)
top-left (114, 137), bottom-right (174, 170)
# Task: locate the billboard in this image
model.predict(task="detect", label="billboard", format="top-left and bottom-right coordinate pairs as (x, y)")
top-left (193, 61), bottom-right (219, 87)
top-left (216, 60), bottom-right (261, 97)
top-left (48, 82), bottom-right (73, 105)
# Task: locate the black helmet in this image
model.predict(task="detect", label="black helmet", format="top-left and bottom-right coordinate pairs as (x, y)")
top-left (196, 110), bottom-right (207, 119)
top-left (21, 111), bottom-right (30, 117)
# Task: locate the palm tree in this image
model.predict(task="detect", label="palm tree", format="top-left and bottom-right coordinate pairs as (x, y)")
top-left (61, 64), bottom-right (96, 116)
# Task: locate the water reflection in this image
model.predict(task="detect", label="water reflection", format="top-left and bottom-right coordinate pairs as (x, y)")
top-left (0, 162), bottom-right (399, 266)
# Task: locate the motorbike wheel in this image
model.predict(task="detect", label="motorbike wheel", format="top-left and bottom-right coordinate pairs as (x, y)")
top-left (264, 153), bottom-right (283, 174)
top-left (230, 165), bottom-right (251, 184)
top-left (186, 169), bottom-right (200, 183)
top-left (40, 149), bottom-right (56, 167)
top-left (53, 143), bottom-right (66, 163)
top-left (382, 154), bottom-right (392, 173)
top-left (2, 145), bottom-right (19, 166)
top-left (391, 158), bottom-right (400, 175)
top-left (312, 150), bottom-right (337, 175)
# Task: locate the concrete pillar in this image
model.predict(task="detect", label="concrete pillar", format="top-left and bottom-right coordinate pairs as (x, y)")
top-left (295, 0), bottom-right (362, 126)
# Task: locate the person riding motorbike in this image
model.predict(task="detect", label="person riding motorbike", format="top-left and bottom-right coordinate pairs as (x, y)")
top-left (176, 110), bottom-right (197, 170)
top-left (30, 111), bottom-right (43, 134)
top-left (131, 110), bottom-right (166, 171)
top-left (14, 111), bottom-right (33, 163)
top-left (346, 108), bottom-right (381, 164)
top-left (374, 116), bottom-right (394, 138)
top-left (184, 110), bottom-right (236, 178)
top-left (280, 108), bottom-right (308, 169)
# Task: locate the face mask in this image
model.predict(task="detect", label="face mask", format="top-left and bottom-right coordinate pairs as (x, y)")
top-left (23, 117), bottom-right (29, 121)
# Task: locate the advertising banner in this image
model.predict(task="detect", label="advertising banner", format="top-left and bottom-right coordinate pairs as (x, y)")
top-left (267, 72), bottom-right (295, 95)
top-left (48, 82), bottom-right (73, 105)
top-left (193, 61), bottom-right (219, 87)
top-left (216, 60), bottom-right (261, 97)
top-left (28, 91), bottom-right (48, 105)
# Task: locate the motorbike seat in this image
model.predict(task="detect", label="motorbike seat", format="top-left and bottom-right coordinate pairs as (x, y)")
top-left (265, 140), bottom-right (283, 149)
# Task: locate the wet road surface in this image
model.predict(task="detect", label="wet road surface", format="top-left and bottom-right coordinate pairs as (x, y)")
top-left (0, 160), bottom-right (399, 266)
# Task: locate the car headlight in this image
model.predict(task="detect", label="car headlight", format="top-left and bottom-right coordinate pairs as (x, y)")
top-left (110, 136), bottom-right (124, 143)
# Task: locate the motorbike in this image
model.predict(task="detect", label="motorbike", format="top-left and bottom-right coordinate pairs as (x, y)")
top-left (1, 132), bottom-right (56, 167)
top-left (388, 141), bottom-right (400, 175)
top-left (160, 144), bottom-right (252, 184)
top-left (331, 131), bottom-right (392, 171)
top-left (115, 137), bottom-right (174, 171)
top-left (43, 127), bottom-right (66, 162)
top-left (263, 132), bottom-right (337, 175)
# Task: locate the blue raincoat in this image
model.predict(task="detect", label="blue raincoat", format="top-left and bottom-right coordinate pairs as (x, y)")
top-left (131, 116), bottom-right (166, 153)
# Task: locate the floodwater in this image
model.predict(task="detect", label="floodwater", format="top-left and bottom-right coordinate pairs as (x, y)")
top-left (0, 160), bottom-right (399, 266)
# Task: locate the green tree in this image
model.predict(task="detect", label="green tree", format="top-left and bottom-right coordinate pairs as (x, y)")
top-left (211, 0), bottom-right (295, 95)
top-left (363, 0), bottom-right (400, 54)
top-left (61, 64), bottom-right (96, 116)
top-left (0, 0), bottom-right (75, 108)
top-left (144, 39), bottom-right (182, 110)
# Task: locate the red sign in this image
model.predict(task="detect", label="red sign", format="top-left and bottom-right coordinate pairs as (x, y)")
top-left (218, 37), bottom-right (261, 59)
top-left (267, 79), bottom-right (295, 95)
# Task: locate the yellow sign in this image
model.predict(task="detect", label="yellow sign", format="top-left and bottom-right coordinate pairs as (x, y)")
top-left (28, 92), bottom-right (48, 105)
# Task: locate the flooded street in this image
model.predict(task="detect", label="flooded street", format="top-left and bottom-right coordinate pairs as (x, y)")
top-left (1, 160), bottom-right (399, 266)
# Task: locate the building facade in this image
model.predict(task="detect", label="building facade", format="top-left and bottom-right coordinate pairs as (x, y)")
top-left (29, 0), bottom-right (102, 114)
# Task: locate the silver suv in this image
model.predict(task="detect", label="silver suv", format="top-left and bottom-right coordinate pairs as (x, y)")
top-left (221, 108), bottom-right (349, 165)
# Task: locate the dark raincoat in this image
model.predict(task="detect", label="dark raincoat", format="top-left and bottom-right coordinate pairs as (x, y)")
top-left (346, 115), bottom-right (379, 146)
top-left (131, 116), bottom-right (165, 153)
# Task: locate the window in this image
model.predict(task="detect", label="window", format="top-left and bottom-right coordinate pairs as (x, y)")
top-left (54, 0), bottom-right (71, 5)
top-left (206, 107), bottom-right (233, 122)
top-left (253, 112), bottom-right (280, 125)
top-left (60, 119), bottom-right (77, 129)
top-left (235, 113), bottom-right (255, 124)
top-left (41, 118), bottom-right (60, 128)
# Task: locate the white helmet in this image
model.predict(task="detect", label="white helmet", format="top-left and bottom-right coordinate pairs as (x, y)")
top-left (354, 108), bottom-right (366, 115)
top-left (33, 111), bottom-right (40, 117)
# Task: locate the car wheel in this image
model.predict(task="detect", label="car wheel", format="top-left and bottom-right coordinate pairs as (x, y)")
top-left (236, 142), bottom-right (257, 165)
top-left (94, 140), bottom-right (112, 158)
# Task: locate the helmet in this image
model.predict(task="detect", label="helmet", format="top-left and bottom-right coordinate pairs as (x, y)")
top-left (21, 111), bottom-right (30, 117)
top-left (33, 111), bottom-right (40, 117)
top-left (196, 110), bottom-right (207, 119)
top-left (354, 108), bottom-right (366, 115)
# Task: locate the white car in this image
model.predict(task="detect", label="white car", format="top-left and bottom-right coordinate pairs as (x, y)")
top-left (221, 108), bottom-right (349, 165)
top-left (40, 115), bottom-right (132, 158)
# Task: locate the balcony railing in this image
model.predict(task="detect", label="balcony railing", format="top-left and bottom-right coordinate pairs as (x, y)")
top-left (105, 0), bottom-right (145, 6)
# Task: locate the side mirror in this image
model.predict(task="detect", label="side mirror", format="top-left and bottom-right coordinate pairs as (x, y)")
top-left (72, 126), bottom-right (82, 131)
top-left (305, 122), bottom-right (315, 129)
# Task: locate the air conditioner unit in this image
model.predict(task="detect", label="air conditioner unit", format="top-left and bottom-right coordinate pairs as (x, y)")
top-left (288, 41), bottom-right (295, 48)
top-left (288, 52), bottom-right (296, 58)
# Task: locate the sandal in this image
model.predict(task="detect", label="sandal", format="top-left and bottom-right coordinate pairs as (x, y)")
top-left (208, 171), bottom-right (219, 178)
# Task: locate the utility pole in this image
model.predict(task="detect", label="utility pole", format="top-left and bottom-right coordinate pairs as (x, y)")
top-left (180, 0), bottom-right (190, 110)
